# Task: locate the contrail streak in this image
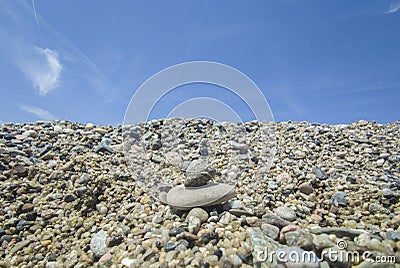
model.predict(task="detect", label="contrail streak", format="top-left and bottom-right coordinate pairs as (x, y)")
top-left (31, 0), bottom-right (40, 30)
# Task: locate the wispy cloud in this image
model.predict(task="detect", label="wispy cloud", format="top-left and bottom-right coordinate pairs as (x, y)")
top-left (18, 46), bottom-right (62, 96)
top-left (19, 104), bottom-right (56, 120)
top-left (387, 2), bottom-right (400, 13)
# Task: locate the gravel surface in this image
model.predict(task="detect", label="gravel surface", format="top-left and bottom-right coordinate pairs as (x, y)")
top-left (0, 119), bottom-right (399, 267)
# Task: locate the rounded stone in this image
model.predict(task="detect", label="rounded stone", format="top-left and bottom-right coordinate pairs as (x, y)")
top-left (276, 207), bottom-right (297, 222)
top-left (261, 223), bottom-right (280, 240)
top-left (298, 182), bottom-right (313, 195)
top-left (21, 203), bottom-right (34, 213)
top-left (187, 208), bottom-right (209, 223)
top-left (64, 193), bottom-right (77, 203)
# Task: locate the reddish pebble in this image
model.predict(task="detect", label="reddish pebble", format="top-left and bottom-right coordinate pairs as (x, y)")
top-left (99, 251), bottom-right (112, 263)
top-left (279, 224), bottom-right (297, 243)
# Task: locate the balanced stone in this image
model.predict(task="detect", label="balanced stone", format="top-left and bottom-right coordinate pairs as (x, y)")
top-left (185, 159), bottom-right (216, 187)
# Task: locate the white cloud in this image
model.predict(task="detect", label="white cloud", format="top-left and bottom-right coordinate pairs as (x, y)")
top-left (19, 104), bottom-right (56, 120)
top-left (387, 2), bottom-right (400, 13)
top-left (18, 47), bottom-right (62, 96)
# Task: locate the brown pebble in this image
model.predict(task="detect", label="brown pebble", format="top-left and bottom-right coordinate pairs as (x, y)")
top-left (298, 182), bottom-right (314, 195)
top-left (21, 203), bottom-right (34, 213)
top-left (41, 240), bottom-right (52, 247)
top-left (246, 216), bottom-right (261, 227)
top-left (176, 231), bottom-right (199, 241)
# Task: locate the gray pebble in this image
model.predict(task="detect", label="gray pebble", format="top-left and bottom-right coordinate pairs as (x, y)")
top-left (382, 188), bottom-right (395, 199)
top-left (90, 230), bottom-right (109, 258)
top-left (312, 166), bottom-right (328, 180)
top-left (77, 174), bottom-right (89, 184)
top-left (268, 180), bottom-right (279, 190)
top-left (262, 214), bottom-right (291, 228)
top-left (96, 204), bottom-right (108, 215)
top-left (168, 227), bottom-right (185, 236)
top-left (387, 231), bottom-right (400, 241)
top-left (284, 229), bottom-right (313, 250)
top-left (188, 216), bottom-right (201, 234)
top-left (164, 241), bottom-right (176, 252)
top-left (261, 223), bottom-right (280, 240)
top-left (187, 207), bottom-right (209, 223)
top-left (76, 186), bottom-right (87, 197)
top-left (312, 234), bottom-right (335, 250)
top-left (332, 191), bottom-right (348, 207)
top-left (276, 206), bottom-right (297, 222)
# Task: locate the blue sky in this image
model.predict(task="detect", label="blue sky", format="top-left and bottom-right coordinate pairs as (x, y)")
top-left (0, 0), bottom-right (399, 125)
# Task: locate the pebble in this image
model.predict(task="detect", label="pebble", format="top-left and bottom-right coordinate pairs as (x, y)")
top-left (76, 186), bottom-right (87, 197)
top-left (95, 137), bottom-right (115, 153)
top-left (45, 262), bottom-right (63, 268)
top-left (219, 212), bottom-right (233, 225)
top-left (229, 140), bottom-right (248, 153)
top-left (382, 188), bottom-right (395, 199)
top-left (169, 227), bottom-right (185, 236)
top-left (188, 216), bottom-right (201, 234)
top-left (106, 234), bottom-right (124, 247)
top-left (121, 258), bottom-right (135, 267)
top-left (96, 204), bottom-right (108, 215)
top-left (21, 203), bottom-right (34, 213)
top-left (298, 182), bottom-right (313, 194)
top-left (64, 193), bottom-right (77, 202)
top-left (310, 227), bottom-right (368, 239)
top-left (187, 207), bottom-right (209, 223)
top-left (313, 234), bottom-right (335, 250)
top-left (90, 230), bottom-right (109, 258)
top-left (276, 207), bottom-right (297, 222)
top-left (284, 228), bottom-right (313, 249)
top-left (312, 166), bottom-right (328, 180)
top-left (185, 159), bottom-right (215, 187)
top-left (262, 213), bottom-right (291, 228)
top-left (166, 250), bottom-right (178, 262)
top-left (261, 223), bottom-right (280, 240)
top-left (205, 255), bottom-right (219, 266)
top-left (387, 231), bottom-right (400, 241)
top-left (279, 225), bottom-right (297, 243)
top-left (223, 200), bottom-right (244, 210)
top-left (77, 173), bottom-right (89, 184)
top-left (164, 241), bottom-right (176, 252)
top-left (229, 254), bottom-right (243, 267)
top-left (332, 191), bottom-right (348, 206)
top-left (268, 180), bottom-right (279, 190)
top-left (165, 151), bottom-right (183, 167)
top-left (9, 239), bottom-right (32, 254)
top-left (163, 183), bottom-right (236, 209)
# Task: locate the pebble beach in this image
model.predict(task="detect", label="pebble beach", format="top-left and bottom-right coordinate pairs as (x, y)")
top-left (0, 119), bottom-right (399, 267)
